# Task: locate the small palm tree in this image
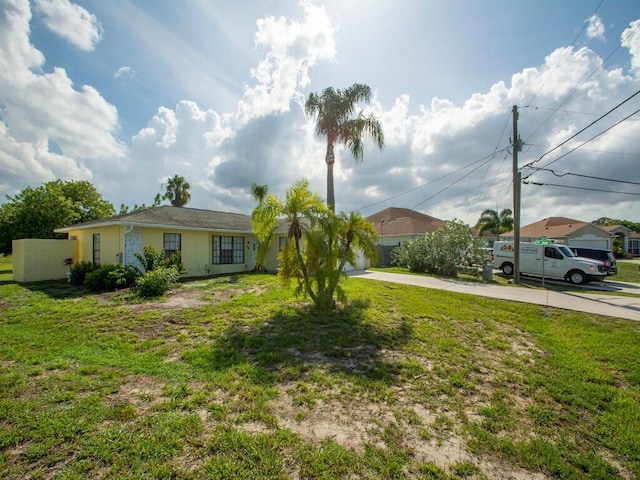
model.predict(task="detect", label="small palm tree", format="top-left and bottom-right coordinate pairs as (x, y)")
top-left (251, 178), bottom-right (377, 313)
top-left (305, 83), bottom-right (384, 212)
top-left (250, 182), bottom-right (268, 204)
top-left (250, 182), bottom-right (269, 271)
top-left (163, 175), bottom-right (191, 207)
top-left (475, 208), bottom-right (514, 242)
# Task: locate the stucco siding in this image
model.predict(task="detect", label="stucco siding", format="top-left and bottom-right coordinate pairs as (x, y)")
top-left (52, 220), bottom-right (269, 278)
top-left (12, 239), bottom-right (75, 282)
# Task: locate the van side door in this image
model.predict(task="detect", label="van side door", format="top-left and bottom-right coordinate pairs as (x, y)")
top-left (543, 246), bottom-right (565, 278)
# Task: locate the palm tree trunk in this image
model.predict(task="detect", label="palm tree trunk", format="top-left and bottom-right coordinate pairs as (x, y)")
top-left (326, 142), bottom-right (335, 212)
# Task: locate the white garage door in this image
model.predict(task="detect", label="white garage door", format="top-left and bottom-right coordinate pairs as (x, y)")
top-left (568, 238), bottom-right (610, 249)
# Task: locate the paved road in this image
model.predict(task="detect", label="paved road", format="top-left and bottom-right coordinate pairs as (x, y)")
top-left (347, 270), bottom-right (640, 322)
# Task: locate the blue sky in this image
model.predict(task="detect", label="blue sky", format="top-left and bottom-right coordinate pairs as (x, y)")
top-left (1, 0), bottom-right (640, 226)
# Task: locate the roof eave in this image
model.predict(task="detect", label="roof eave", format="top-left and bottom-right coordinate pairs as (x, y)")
top-left (55, 221), bottom-right (253, 235)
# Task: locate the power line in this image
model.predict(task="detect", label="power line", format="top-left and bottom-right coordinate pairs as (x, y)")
top-left (412, 155), bottom-right (496, 210)
top-left (523, 180), bottom-right (640, 196)
top-left (525, 21), bottom-right (640, 144)
top-left (525, 143), bottom-right (640, 157)
top-left (525, 0), bottom-right (604, 107)
top-left (528, 167), bottom-right (640, 186)
top-left (526, 105), bottom-right (640, 122)
top-left (355, 148), bottom-right (508, 213)
top-left (522, 88), bottom-right (640, 171)
top-left (468, 110), bottom-right (514, 221)
top-left (535, 105), bottom-right (640, 171)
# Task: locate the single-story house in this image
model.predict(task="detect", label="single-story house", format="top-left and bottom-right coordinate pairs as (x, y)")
top-left (49, 206), bottom-right (284, 278)
top-left (501, 217), bottom-right (613, 249)
top-left (13, 205), bottom-right (372, 282)
top-left (366, 207), bottom-right (445, 265)
top-left (629, 232), bottom-right (640, 256)
top-left (601, 224), bottom-right (640, 256)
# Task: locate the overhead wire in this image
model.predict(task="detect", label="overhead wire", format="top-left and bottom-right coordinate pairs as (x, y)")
top-left (533, 104), bottom-right (640, 173)
top-left (529, 167), bottom-right (640, 186)
top-left (523, 181), bottom-right (640, 196)
top-left (354, 148), bottom-right (509, 213)
top-left (524, 143), bottom-right (640, 157)
top-left (525, 105), bottom-right (640, 121)
top-left (525, 0), bottom-right (604, 108)
top-left (412, 154), bottom-right (498, 210)
top-left (467, 110), bottom-right (514, 222)
top-left (521, 88), bottom-right (640, 173)
top-left (525, 20), bottom-right (640, 144)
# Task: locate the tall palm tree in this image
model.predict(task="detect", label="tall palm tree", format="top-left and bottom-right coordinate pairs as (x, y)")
top-left (305, 83), bottom-right (384, 212)
top-left (250, 182), bottom-right (268, 204)
top-left (475, 208), bottom-right (514, 242)
top-left (163, 175), bottom-right (191, 207)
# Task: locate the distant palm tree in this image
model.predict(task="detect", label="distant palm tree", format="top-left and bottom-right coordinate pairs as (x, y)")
top-left (163, 175), bottom-right (191, 207)
top-left (475, 208), bottom-right (514, 241)
top-left (305, 83), bottom-right (384, 212)
top-left (250, 182), bottom-right (268, 204)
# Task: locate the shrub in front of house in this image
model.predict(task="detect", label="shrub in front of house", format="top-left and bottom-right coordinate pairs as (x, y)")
top-left (84, 264), bottom-right (139, 291)
top-left (134, 246), bottom-right (185, 274)
top-left (69, 261), bottom-right (96, 285)
top-left (133, 266), bottom-right (180, 298)
top-left (391, 220), bottom-right (485, 277)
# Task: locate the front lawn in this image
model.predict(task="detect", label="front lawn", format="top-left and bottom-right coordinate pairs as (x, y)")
top-left (615, 261), bottom-right (640, 283)
top-left (1, 256), bottom-right (639, 479)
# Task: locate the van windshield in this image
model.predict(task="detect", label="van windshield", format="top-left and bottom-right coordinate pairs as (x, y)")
top-left (558, 246), bottom-right (574, 257)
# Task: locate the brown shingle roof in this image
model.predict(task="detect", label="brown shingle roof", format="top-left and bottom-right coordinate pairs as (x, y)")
top-left (502, 217), bottom-right (605, 238)
top-left (366, 207), bottom-right (444, 236)
top-left (56, 205), bottom-right (253, 233)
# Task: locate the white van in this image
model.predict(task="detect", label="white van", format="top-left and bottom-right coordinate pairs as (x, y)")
top-left (492, 241), bottom-right (607, 285)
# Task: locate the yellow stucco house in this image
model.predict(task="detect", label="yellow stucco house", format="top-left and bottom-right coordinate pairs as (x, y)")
top-left (47, 205), bottom-right (287, 279)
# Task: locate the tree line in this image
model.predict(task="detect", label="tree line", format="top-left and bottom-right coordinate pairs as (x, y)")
top-left (0, 175), bottom-right (192, 255)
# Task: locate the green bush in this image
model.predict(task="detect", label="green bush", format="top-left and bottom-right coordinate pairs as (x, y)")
top-left (134, 245), bottom-right (185, 274)
top-left (69, 261), bottom-right (95, 285)
top-left (134, 266), bottom-right (180, 298)
top-left (391, 220), bottom-right (485, 277)
top-left (84, 264), bottom-right (139, 291)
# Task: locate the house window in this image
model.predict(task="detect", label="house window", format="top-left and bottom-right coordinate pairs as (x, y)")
top-left (278, 236), bottom-right (288, 251)
top-left (212, 236), bottom-right (244, 264)
top-left (630, 239), bottom-right (640, 256)
top-left (92, 233), bottom-right (100, 266)
top-left (164, 233), bottom-right (181, 259)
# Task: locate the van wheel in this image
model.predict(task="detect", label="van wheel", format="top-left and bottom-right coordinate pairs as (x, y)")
top-left (501, 262), bottom-right (514, 276)
top-left (568, 270), bottom-right (586, 285)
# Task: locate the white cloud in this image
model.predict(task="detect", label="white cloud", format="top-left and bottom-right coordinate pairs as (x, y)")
top-left (237, 1), bottom-right (336, 121)
top-left (114, 66), bottom-right (135, 80)
top-left (0, 0), bottom-right (125, 197)
top-left (586, 14), bottom-right (605, 41)
top-left (621, 20), bottom-right (640, 75)
top-left (1, 1), bottom-right (640, 227)
top-left (34, 0), bottom-right (103, 51)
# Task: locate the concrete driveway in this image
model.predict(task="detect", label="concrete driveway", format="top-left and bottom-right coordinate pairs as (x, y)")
top-left (347, 270), bottom-right (640, 322)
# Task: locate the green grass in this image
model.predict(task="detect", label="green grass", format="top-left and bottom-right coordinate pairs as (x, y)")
top-left (1, 255), bottom-right (640, 479)
top-left (615, 260), bottom-right (640, 283)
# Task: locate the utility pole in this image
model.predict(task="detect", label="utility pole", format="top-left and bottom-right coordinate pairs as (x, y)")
top-left (512, 105), bottom-right (522, 284)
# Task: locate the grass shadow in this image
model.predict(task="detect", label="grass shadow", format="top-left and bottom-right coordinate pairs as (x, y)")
top-left (19, 279), bottom-right (95, 299)
top-left (186, 299), bottom-right (412, 386)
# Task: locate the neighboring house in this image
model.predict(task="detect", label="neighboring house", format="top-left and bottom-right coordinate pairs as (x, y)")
top-left (366, 207), bottom-right (445, 265)
top-left (601, 224), bottom-right (640, 256)
top-left (52, 206), bottom-right (288, 278)
top-left (501, 217), bottom-right (613, 249)
top-left (629, 232), bottom-right (640, 256)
